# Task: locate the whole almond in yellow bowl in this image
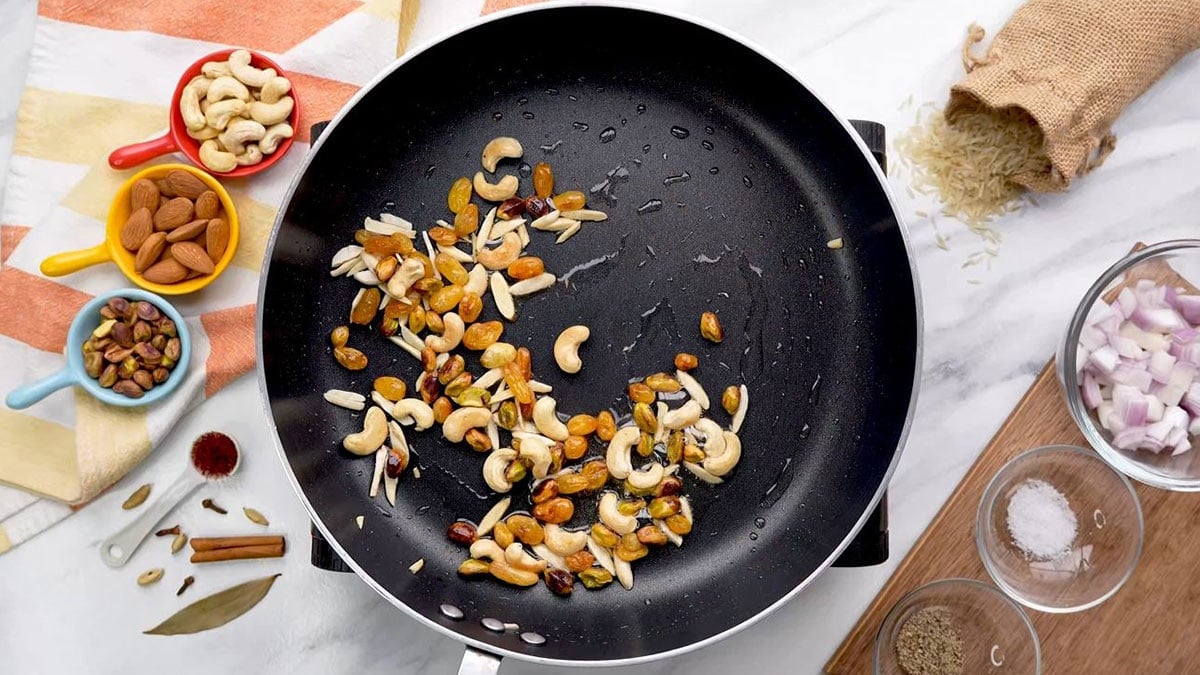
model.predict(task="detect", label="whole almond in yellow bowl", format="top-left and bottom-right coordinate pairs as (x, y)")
top-left (40, 163), bottom-right (239, 295)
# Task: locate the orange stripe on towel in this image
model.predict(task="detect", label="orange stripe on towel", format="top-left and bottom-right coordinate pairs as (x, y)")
top-left (283, 72), bottom-right (361, 143)
top-left (481, 0), bottom-right (541, 14)
top-left (0, 269), bottom-right (92, 353)
top-left (1, 225), bottom-right (31, 264)
top-left (200, 304), bottom-right (257, 398)
top-left (39, 0), bottom-right (360, 54)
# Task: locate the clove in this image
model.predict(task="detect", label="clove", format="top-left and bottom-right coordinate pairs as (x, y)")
top-left (155, 525), bottom-right (181, 537)
top-left (201, 498), bottom-right (228, 515)
top-left (176, 575), bottom-right (195, 596)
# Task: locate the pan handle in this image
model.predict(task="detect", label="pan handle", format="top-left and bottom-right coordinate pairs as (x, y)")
top-left (832, 119), bottom-right (892, 569)
top-left (458, 647), bottom-right (502, 675)
top-left (309, 523), bottom-right (355, 572)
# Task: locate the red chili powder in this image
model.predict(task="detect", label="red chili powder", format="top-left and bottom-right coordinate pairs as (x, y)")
top-left (191, 432), bottom-right (239, 478)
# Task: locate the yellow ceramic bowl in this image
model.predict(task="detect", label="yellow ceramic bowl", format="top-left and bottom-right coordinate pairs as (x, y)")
top-left (40, 164), bottom-right (239, 295)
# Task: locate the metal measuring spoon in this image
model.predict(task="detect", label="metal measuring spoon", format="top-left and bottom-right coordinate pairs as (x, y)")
top-left (100, 432), bottom-right (240, 567)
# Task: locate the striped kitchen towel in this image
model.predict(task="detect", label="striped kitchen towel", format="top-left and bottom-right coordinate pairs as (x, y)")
top-left (0, 0), bottom-right (409, 554)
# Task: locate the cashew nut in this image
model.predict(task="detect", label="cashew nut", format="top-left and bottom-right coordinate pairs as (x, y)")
top-left (258, 122), bottom-right (293, 154)
top-left (662, 400), bottom-right (703, 430)
top-left (504, 542), bottom-right (547, 573)
top-left (249, 96), bottom-right (294, 126)
top-left (199, 140), bottom-right (237, 173)
top-left (201, 60), bottom-right (232, 79)
top-left (179, 82), bottom-right (207, 131)
top-left (425, 312), bottom-right (465, 352)
top-left (704, 431), bottom-right (742, 477)
top-left (259, 76), bottom-right (292, 104)
top-left (483, 448), bottom-right (517, 493)
top-left (518, 435), bottom-right (552, 479)
top-left (475, 232), bottom-right (522, 271)
top-left (543, 524), bottom-right (587, 556)
top-left (599, 492), bottom-right (638, 535)
top-left (442, 405), bottom-right (491, 443)
top-left (473, 171), bottom-right (519, 202)
top-left (392, 398), bottom-right (435, 431)
top-left (236, 145), bottom-right (264, 166)
top-left (386, 257), bottom-right (425, 297)
top-left (481, 137), bottom-right (523, 172)
top-left (532, 397), bottom-right (569, 441)
top-left (470, 539), bottom-right (505, 562)
top-left (606, 426), bottom-right (639, 480)
top-left (464, 264), bottom-right (488, 296)
top-left (343, 406), bottom-right (388, 455)
top-left (694, 418), bottom-right (726, 458)
top-left (553, 325), bottom-right (590, 374)
top-left (228, 49), bottom-right (272, 88)
top-left (204, 98), bottom-right (246, 130)
top-left (217, 118), bottom-right (266, 155)
top-left (206, 75), bottom-right (251, 103)
top-left (186, 125), bottom-right (220, 141)
top-left (627, 463), bottom-right (664, 491)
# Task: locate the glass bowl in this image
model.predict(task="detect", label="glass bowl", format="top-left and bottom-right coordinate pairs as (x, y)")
top-left (976, 445), bottom-right (1143, 613)
top-left (1058, 240), bottom-right (1200, 490)
top-left (874, 579), bottom-right (1041, 675)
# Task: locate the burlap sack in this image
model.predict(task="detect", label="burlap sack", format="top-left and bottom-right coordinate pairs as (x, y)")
top-left (946, 0), bottom-right (1200, 193)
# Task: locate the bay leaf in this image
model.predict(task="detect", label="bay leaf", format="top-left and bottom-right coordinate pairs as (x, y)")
top-left (143, 574), bottom-right (280, 636)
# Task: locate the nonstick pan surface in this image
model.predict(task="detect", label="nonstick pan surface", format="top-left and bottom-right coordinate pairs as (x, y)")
top-left (259, 3), bottom-right (920, 666)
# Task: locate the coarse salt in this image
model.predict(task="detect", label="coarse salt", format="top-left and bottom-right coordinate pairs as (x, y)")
top-left (1005, 478), bottom-right (1077, 561)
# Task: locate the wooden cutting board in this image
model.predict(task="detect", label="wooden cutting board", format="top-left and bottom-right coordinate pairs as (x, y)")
top-left (826, 246), bottom-right (1200, 673)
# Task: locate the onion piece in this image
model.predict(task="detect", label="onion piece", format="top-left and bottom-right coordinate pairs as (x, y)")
top-left (1088, 346), bottom-right (1120, 374)
top-left (1082, 373), bottom-right (1102, 410)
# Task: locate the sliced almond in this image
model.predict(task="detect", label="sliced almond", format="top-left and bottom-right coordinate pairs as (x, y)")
top-left (489, 272), bottom-right (515, 321)
top-left (508, 273), bottom-right (556, 297)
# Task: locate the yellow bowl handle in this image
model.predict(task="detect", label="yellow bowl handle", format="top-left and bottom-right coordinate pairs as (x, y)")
top-left (40, 243), bottom-right (112, 277)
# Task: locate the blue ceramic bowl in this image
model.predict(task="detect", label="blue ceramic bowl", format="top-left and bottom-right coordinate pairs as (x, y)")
top-left (5, 288), bottom-right (191, 409)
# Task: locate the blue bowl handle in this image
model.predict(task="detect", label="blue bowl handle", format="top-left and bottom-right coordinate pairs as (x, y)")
top-left (5, 369), bottom-right (79, 410)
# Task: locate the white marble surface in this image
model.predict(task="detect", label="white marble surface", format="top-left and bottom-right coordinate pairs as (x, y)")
top-left (3, 0), bottom-right (1200, 673)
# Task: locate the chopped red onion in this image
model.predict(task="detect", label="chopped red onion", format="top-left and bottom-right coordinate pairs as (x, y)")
top-left (1130, 307), bottom-right (1187, 333)
top-left (1088, 346), bottom-right (1120, 374)
top-left (1177, 295), bottom-right (1200, 324)
top-left (1082, 373), bottom-right (1102, 409)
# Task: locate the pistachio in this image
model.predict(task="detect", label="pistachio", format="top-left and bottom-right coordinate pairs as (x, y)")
top-left (132, 369), bottom-right (155, 391)
top-left (150, 333), bottom-right (168, 351)
top-left (497, 401), bottom-right (518, 429)
top-left (157, 318), bottom-right (178, 338)
top-left (98, 364), bottom-right (118, 388)
top-left (579, 567), bottom-right (614, 589)
top-left (132, 320), bottom-right (153, 344)
top-left (683, 443), bottom-right (706, 463)
top-left (136, 301), bottom-right (161, 322)
top-left (648, 496), bottom-right (681, 519)
top-left (666, 430), bottom-right (684, 464)
top-left (118, 357), bottom-right (139, 379)
top-left (464, 428), bottom-right (492, 452)
top-left (134, 342), bottom-right (163, 365)
top-left (637, 432), bottom-right (655, 458)
top-left (722, 385), bottom-right (741, 415)
top-left (164, 337), bottom-right (182, 362)
top-left (112, 380), bottom-right (144, 398)
top-left (104, 345), bottom-right (133, 364)
top-left (452, 386), bottom-right (490, 408)
top-left (111, 321), bottom-right (134, 347)
top-left (122, 483), bottom-right (152, 509)
top-left (84, 351), bottom-right (104, 378)
top-left (152, 367), bottom-right (171, 384)
top-left (636, 524), bottom-right (668, 546)
top-left (633, 402), bottom-right (657, 434)
top-left (617, 498), bottom-right (646, 517)
top-left (92, 318), bottom-right (117, 339)
top-left (504, 460), bottom-right (527, 484)
top-left (106, 297), bottom-right (130, 318)
top-left (436, 354), bottom-right (466, 385)
top-left (444, 372), bottom-right (474, 398)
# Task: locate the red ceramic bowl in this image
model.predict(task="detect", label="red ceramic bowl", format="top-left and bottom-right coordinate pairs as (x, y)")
top-left (108, 49), bottom-right (301, 178)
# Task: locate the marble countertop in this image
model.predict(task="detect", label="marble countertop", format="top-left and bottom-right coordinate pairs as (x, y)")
top-left (3, 0), bottom-right (1199, 673)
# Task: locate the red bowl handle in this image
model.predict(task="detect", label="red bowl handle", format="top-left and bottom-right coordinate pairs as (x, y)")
top-left (109, 132), bottom-right (179, 170)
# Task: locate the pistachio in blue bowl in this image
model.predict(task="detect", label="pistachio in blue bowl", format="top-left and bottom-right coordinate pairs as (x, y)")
top-left (5, 288), bottom-right (191, 409)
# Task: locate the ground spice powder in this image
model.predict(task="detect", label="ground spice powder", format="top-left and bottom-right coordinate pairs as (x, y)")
top-left (191, 432), bottom-right (238, 479)
top-left (895, 607), bottom-right (964, 675)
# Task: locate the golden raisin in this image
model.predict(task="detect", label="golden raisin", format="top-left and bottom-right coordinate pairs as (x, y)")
top-left (373, 376), bottom-right (407, 401)
top-left (515, 347), bottom-right (533, 380)
top-left (531, 498), bottom-right (574, 525)
top-left (463, 321), bottom-right (503, 351)
top-left (411, 277), bottom-right (443, 295)
top-left (507, 256), bottom-right (545, 280)
top-left (636, 432), bottom-right (655, 457)
top-left (384, 297), bottom-right (414, 320)
top-left (567, 414), bottom-right (598, 437)
top-left (674, 352), bottom-right (699, 371)
top-left (645, 372), bottom-right (681, 392)
top-left (362, 233), bottom-right (415, 256)
top-left (532, 162), bottom-right (554, 198)
top-left (557, 472), bottom-right (589, 494)
top-left (453, 203), bottom-right (479, 237)
top-left (722, 385), bottom-right (741, 415)
top-left (506, 515), bottom-right (545, 545)
top-left (428, 226), bottom-right (459, 247)
top-left (435, 253), bottom-right (470, 286)
top-left (700, 311), bottom-right (724, 343)
top-left (628, 382), bottom-right (654, 404)
top-left (564, 435), bottom-right (588, 460)
top-left (581, 459), bottom-right (609, 491)
top-left (665, 513), bottom-right (692, 535)
top-left (492, 521), bottom-right (515, 549)
top-left (615, 534), bottom-right (648, 562)
top-left (596, 411), bottom-right (616, 441)
top-left (447, 176), bottom-right (472, 213)
top-left (429, 284), bottom-right (465, 314)
top-left (633, 403), bottom-right (657, 433)
top-left (432, 396), bottom-right (453, 424)
top-left (501, 361), bottom-right (533, 404)
top-left (421, 346), bottom-right (437, 373)
top-left (408, 304), bottom-right (427, 333)
top-left (458, 292), bottom-right (483, 323)
top-left (333, 346), bottom-right (368, 371)
top-left (330, 325), bottom-right (349, 348)
top-left (552, 190), bottom-right (586, 211)
top-left (425, 310), bottom-right (444, 334)
top-left (350, 288), bottom-right (381, 325)
top-left (564, 549), bottom-right (595, 573)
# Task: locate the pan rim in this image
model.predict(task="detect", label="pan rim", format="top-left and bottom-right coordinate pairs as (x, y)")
top-left (255, 0), bottom-right (924, 666)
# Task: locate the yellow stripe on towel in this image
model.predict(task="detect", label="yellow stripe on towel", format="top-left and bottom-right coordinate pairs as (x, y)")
top-left (0, 408), bottom-right (80, 502)
top-left (73, 389), bottom-right (150, 502)
top-left (14, 88), bottom-right (166, 166)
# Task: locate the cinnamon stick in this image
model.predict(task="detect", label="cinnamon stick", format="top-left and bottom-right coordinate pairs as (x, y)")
top-left (190, 535), bottom-right (284, 552)
top-left (190, 543), bottom-right (285, 563)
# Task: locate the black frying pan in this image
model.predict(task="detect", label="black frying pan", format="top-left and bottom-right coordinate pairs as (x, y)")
top-left (258, 3), bottom-right (920, 670)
